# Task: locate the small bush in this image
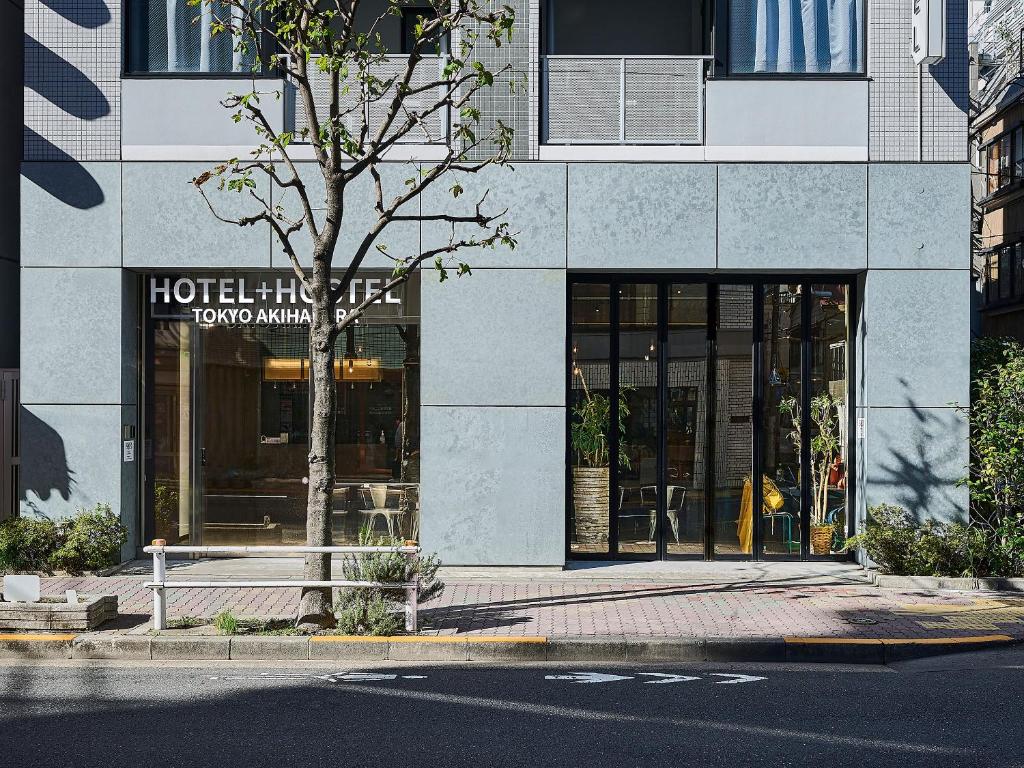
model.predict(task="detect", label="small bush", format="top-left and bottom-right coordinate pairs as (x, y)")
top-left (0, 515), bottom-right (61, 573)
top-left (214, 610), bottom-right (239, 635)
top-left (333, 526), bottom-right (444, 636)
top-left (50, 504), bottom-right (128, 575)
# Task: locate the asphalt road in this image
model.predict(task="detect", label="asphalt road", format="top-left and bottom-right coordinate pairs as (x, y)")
top-left (1, 648), bottom-right (1023, 768)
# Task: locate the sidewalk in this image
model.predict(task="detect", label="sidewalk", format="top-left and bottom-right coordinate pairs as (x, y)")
top-left (3, 562), bottom-right (1024, 663)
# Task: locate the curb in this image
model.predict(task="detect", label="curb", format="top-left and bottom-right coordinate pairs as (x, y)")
top-left (1, 632), bottom-right (1020, 664)
top-left (873, 574), bottom-right (1024, 592)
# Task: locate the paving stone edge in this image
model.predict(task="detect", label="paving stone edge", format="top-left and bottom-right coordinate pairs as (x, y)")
top-left (0, 633), bottom-right (1018, 664)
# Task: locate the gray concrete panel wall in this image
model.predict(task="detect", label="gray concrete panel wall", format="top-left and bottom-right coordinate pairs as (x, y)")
top-left (22, 163), bottom-right (121, 267)
top-left (567, 164), bottom-right (717, 269)
top-left (419, 405), bottom-right (565, 565)
top-left (123, 163), bottom-right (271, 268)
top-left (717, 164), bottom-right (867, 270)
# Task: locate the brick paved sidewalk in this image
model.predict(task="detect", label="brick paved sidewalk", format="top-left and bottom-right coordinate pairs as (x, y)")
top-left (26, 574), bottom-right (1024, 640)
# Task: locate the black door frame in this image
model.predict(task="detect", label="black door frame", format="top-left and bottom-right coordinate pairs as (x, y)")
top-left (566, 274), bottom-right (857, 563)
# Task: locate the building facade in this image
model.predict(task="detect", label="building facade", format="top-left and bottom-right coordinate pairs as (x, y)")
top-left (970, 0), bottom-right (1024, 341)
top-left (21, 0), bottom-right (971, 565)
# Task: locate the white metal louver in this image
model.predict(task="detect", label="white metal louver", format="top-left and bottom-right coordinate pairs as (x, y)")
top-left (544, 56), bottom-right (707, 145)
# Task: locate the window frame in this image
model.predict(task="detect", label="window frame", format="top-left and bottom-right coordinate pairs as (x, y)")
top-left (718, 0), bottom-right (869, 79)
top-left (123, 0), bottom-right (280, 79)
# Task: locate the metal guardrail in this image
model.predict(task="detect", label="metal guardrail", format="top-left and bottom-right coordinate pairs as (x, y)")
top-left (143, 543), bottom-right (422, 632)
top-left (290, 54), bottom-right (450, 144)
top-left (541, 55), bottom-right (711, 145)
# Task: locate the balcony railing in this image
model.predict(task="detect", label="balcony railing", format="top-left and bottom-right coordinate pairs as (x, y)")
top-left (290, 54), bottom-right (450, 144)
top-left (541, 55), bottom-right (710, 145)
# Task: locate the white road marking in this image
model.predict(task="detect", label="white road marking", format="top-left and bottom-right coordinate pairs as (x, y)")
top-left (545, 672), bottom-right (634, 684)
top-left (206, 672), bottom-right (427, 683)
top-left (710, 673), bottom-right (767, 685)
top-left (637, 673), bottom-right (702, 684)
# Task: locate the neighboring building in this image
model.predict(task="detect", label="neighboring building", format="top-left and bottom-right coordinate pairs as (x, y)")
top-left (971, 0), bottom-right (1024, 341)
top-left (21, 0), bottom-right (971, 566)
top-left (1, 0), bottom-right (22, 522)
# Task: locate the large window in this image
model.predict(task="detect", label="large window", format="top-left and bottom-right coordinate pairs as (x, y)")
top-left (568, 278), bottom-right (851, 561)
top-left (727, 0), bottom-right (865, 74)
top-left (545, 0), bottom-right (711, 56)
top-left (145, 272), bottom-right (420, 547)
top-left (127, 0), bottom-right (262, 74)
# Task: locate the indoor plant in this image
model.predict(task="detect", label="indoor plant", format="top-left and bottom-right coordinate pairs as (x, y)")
top-left (570, 367), bottom-right (630, 547)
top-left (780, 392), bottom-right (844, 554)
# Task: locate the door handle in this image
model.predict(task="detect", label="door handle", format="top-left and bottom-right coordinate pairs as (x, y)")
top-left (200, 448), bottom-right (207, 467)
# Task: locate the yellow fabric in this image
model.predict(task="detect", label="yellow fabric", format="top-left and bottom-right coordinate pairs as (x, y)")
top-left (738, 476), bottom-right (786, 554)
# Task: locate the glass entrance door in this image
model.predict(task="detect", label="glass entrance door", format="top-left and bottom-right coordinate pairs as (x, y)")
top-left (568, 277), bottom-right (851, 561)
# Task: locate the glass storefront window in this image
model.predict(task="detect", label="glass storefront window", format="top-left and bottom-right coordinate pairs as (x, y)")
top-left (809, 284), bottom-right (848, 556)
top-left (617, 284), bottom-right (660, 555)
top-left (145, 272), bottom-right (419, 547)
top-left (714, 284), bottom-right (754, 557)
top-left (570, 283), bottom-right (612, 555)
top-left (761, 284), bottom-right (802, 557)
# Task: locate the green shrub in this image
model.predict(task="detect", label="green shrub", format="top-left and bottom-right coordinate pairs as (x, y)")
top-left (214, 610), bottom-right (239, 635)
top-left (333, 525), bottom-right (444, 636)
top-left (49, 504), bottom-right (128, 575)
top-left (845, 504), bottom-right (926, 575)
top-left (0, 515), bottom-right (61, 573)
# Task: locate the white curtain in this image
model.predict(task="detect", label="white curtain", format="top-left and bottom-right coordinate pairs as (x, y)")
top-left (158, 0), bottom-right (251, 73)
top-left (735, 0), bottom-right (863, 73)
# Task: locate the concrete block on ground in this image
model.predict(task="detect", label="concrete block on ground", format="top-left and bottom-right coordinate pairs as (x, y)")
top-left (545, 636), bottom-right (628, 662)
top-left (466, 637), bottom-right (549, 662)
top-left (0, 634), bottom-right (75, 659)
top-left (308, 637), bottom-right (389, 660)
top-left (151, 635), bottom-right (231, 660)
top-left (386, 638), bottom-right (469, 662)
top-left (625, 637), bottom-right (705, 662)
top-left (704, 637), bottom-right (787, 663)
top-left (977, 578), bottom-right (1024, 592)
top-left (230, 636), bottom-right (310, 660)
top-left (0, 595), bottom-right (117, 631)
top-left (72, 634), bottom-right (152, 660)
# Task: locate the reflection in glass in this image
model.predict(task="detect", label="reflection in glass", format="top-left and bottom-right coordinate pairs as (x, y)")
top-left (809, 284), bottom-right (849, 555)
top-left (666, 284), bottom-right (707, 556)
top-left (761, 285), bottom-right (802, 557)
top-left (570, 284), bottom-right (612, 555)
top-left (617, 284), bottom-right (659, 555)
top-left (714, 285), bottom-right (753, 557)
top-left (151, 321), bottom-right (193, 544)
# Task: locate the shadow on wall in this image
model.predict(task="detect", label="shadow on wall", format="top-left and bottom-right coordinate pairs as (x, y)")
top-left (21, 128), bottom-right (105, 210)
top-left (36, 0), bottom-right (111, 28)
top-left (18, 407), bottom-right (76, 516)
top-left (869, 382), bottom-right (966, 522)
top-left (927, 0), bottom-right (969, 112)
top-left (24, 34), bottom-right (110, 121)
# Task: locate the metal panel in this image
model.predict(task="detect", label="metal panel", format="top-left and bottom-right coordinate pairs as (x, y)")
top-left (292, 55), bottom-right (448, 144)
top-left (624, 58), bottom-right (703, 143)
top-left (544, 57), bottom-right (706, 145)
top-left (0, 370), bottom-right (19, 522)
top-left (544, 58), bottom-right (621, 143)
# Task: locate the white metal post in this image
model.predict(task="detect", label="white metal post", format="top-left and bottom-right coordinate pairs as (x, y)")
top-left (404, 550), bottom-right (419, 632)
top-left (152, 549), bottom-right (167, 631)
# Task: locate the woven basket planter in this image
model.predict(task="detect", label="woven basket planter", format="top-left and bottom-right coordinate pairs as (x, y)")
top-left (572, 467), bottom-right (609, 546)
top-left (810, 525), bottom-right (835, 555)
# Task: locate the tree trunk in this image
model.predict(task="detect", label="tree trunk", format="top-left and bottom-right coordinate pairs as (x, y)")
top-left (296, 291), bottom-right (338, 630)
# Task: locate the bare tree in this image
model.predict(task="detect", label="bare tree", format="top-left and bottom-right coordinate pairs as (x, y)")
top-left (190, 0), bottom-right (519, 629)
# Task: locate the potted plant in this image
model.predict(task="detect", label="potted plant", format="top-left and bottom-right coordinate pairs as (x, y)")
top-left (780, 392), bottom-right (844, 554)
top-left (570, 368), bottom-right (630, 547)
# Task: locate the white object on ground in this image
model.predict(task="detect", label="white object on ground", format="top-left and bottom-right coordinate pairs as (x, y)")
top-left (3, 575), bottom-right (41, 603)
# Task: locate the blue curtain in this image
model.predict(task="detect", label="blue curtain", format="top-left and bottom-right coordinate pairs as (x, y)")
top-left (729, 0), bottom-right (863, 73)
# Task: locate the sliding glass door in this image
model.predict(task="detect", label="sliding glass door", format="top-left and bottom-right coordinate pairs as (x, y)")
top-left (567, 276), bottom-right (852, 561)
